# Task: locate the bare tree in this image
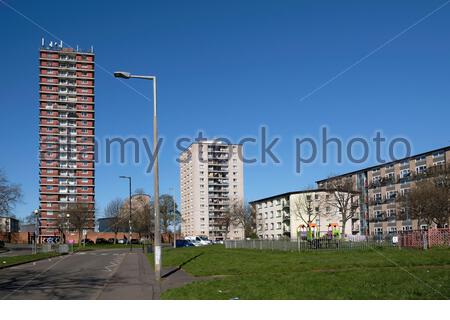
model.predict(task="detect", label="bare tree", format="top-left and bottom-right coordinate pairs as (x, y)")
top-left (129, 195), bottom-right (153, 240)
top-left (104, 198), bottom-right (126, 243)
top-left (229, 200), bottom-right (256, 238)
top-left (400, 176), bottom-right (450, 228)
top-left (291, 192), bottom-right (324, 231)
top-left (322, 176), bottom-right (359, 236)
top-left (215, 199), bottom-right (243, 240)
top-left (62, 202), bottom-right (93, 245)
top-left (0, 169), bottom-right (23, 216)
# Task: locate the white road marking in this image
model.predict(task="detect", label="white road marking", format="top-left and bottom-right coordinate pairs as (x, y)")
top-left (1, 255), bottom-right (70, 300)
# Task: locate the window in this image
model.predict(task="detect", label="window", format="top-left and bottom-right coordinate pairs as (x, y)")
top-left (415, 156), bottom-right (426, 162)
top-left (416, 165), bottom-right (427, 174)
top-left (400, 169), bottom-right (410, 178)
top-left (388, 227), bottom-right (397, 234)
top-left (402, 225), bottom-right (412, 231)
top-left (374, 227), bottom-right (383, 235)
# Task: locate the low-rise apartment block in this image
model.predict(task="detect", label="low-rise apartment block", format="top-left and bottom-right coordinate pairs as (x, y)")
top-left (250, 189), bottom-right (354, 240)
top-left (317, 146), bottom-right (450, 235)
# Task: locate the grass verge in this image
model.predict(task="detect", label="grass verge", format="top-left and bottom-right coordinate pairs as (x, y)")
top-left (150, 245), bottom-right (450, 299)
top-left (0, 252), bottom-right (61, 269)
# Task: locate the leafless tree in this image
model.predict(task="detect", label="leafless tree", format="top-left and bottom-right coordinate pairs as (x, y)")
top-left (229, 200), bottom-right (256, 238)
top-left (104, 198), bottom-right (127, 243)
top-left (130, 195), bottom-right (154, 240)
top-left (0, 169), bottom-right (23, 216)
top-left (62, 202), bottom-right (93, 245)
top-left (215, 199), bottom-right (243, 240)
top-left (322, 176), bottom-right (359, 236)
top-left (400, 172), bottom-right (450, 228)
top-left (291, 191), bottom-right (324, 230)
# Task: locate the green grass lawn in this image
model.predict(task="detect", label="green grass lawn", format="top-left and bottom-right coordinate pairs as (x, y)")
top-left (152, 245), bottom-right (450, 299)
top-left (0, 252), bottom-right (60, 268)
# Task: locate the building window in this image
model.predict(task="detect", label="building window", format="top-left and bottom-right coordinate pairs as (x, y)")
top-left (416, 165), bottom-right (427, 174)
top-left (374, 227), bottom-right (383, 235)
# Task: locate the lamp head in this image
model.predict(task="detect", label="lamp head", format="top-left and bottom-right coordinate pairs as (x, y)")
top-left (114, 71), bottom-right (131, 79)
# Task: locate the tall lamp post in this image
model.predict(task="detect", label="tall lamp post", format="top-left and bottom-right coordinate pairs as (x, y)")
top-left (114, 71), bottom-right (161, 281)
top-left (119, 175), bottom-right (133, 252)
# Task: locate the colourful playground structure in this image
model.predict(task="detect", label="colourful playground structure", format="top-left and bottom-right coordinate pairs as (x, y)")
top-left (297, 223), bottom-right (341, 241)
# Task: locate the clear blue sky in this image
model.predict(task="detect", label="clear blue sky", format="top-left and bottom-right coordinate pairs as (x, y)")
top-left (1, 0), bottom-right (449, 219)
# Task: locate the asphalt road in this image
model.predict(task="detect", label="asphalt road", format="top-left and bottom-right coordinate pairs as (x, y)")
top-left (0, 248), bottom-right (158, 300)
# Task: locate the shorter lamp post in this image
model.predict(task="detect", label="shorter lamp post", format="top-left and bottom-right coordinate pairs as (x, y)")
top-left (65, 213), bottom-right (70, 244)
top-left (33, 209), bottom-right (39, 254)
top-left (120, 175), bottom-right (133, 252)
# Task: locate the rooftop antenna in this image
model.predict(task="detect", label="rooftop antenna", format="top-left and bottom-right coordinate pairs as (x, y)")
top-left (41, 38), bottom-right (44, 47)
top-left (91, 45), bottom-right (94, 53)
top-left (60, 40), bottom-right (63, 48)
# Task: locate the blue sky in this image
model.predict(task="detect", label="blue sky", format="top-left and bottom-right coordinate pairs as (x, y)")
top-left (0, 0), bottom-right (449, 219)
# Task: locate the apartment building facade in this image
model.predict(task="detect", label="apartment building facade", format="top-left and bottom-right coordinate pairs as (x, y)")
top-left (180, 141), bottom-right (244, 241)
top-left (316, 146), bottom-right (450, 236)
top-left (251, 189), bottom-right (354, 240)
top-left (38, 40), bottom-right (95, 242)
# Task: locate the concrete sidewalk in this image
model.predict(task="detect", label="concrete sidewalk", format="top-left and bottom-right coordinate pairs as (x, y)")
top-left (97, 250), bottom-right (159, 299)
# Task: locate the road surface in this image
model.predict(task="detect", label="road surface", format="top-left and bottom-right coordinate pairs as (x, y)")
top-left (0, 248), bottom-right (158, 300)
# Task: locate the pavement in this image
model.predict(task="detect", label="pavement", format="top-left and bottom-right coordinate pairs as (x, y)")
top-left (0, 248), bottom-right (160, 300)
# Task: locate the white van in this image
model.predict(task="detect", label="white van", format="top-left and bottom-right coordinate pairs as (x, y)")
top-left (185, 236), bottom-right (210, 246)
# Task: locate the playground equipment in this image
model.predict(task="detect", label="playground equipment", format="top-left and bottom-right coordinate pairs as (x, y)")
top-left (297, 223), bottom-right (341, 241)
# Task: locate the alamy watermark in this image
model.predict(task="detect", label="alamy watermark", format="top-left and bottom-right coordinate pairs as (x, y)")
top-left (39, 126), bottom-right (412, 174)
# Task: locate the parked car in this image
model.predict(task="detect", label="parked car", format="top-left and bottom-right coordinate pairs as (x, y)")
top-left (130, 239), bottom-right (139, 244)
top-left (175, 239), bottom-right (195, 248)
top-left (107, 238), bottom-right (116, 244)
top-left (95, 238), bottom-right (108, 244)
top-left (117, 239), bottom-right (125, 244)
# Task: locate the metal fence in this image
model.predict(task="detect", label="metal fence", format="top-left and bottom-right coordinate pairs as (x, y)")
top-left (225, 229), bottom-right (450, 252)
top-left (224, 238), bottom-right (398, 252)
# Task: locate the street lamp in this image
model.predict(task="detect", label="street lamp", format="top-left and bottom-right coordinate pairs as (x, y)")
top-left (33, 209), bottom-right (39, 254)
top-left (114, 71), bottom-right (161, 281)
top-left (169, 187), bottom-right (176, 248)
top-left (119, 176), bottom-right (133, 252)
